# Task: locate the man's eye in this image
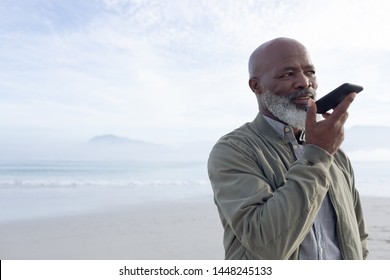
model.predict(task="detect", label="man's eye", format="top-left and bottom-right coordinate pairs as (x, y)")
top-left (306, 70), bottom-right (316, 77)
top-left (281, 71), bottom-right (294, 78)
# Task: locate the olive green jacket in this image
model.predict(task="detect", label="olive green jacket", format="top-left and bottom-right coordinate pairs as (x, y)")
top-left (208, 113), bottom-right (368, 260)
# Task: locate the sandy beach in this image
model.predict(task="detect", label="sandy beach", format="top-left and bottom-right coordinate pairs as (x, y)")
top-left (0, 195), bottom-right (389, 260)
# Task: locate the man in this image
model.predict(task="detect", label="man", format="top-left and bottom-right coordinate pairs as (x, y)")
top-left (207, 37), bottom-right (368, 260)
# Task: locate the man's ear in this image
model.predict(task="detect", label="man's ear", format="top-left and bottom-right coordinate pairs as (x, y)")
top-left (248, 78), bottom-right (263, 94)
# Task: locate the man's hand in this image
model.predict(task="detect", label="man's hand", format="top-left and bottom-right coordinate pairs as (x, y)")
top-left (305, 93), bottom-right (357, 155)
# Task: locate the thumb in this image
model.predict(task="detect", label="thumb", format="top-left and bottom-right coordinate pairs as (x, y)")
top-left (305, 99), bottom-right (317, 130)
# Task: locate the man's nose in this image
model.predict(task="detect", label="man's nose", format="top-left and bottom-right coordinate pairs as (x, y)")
top-left (294, 71), bottom-right (312, 89)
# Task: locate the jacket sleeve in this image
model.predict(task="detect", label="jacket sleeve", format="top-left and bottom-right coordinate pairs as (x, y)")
top-left (348, 159), bottom-right (369, 259)
top-left (208, 139), bottom-right (334, 259)
top-left (354, 194), bottom-right (369, 259)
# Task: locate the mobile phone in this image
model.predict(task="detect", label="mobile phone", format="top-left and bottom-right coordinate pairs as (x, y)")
top-left (315, 83), bottom-right (363, 114)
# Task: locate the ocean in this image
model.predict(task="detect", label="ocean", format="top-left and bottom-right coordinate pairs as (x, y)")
top-left (0, 160), bottom-right (211, 222)
top-left (0, 160), bottom-right (389, 222)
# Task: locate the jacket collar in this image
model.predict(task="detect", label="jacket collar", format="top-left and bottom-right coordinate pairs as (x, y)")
top-left (251, 112), bottom-right (286, 141)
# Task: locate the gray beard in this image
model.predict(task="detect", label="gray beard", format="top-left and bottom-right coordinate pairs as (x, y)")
top-left (263, 90), bottom-right (308, 130)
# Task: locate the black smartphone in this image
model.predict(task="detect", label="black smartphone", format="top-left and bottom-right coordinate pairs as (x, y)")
top-left (315, 83), bottom-right (363, 114)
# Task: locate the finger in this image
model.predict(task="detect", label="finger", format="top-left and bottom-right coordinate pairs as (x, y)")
top-left (338, 111), bottom-right (349, 126)
top-left (305, 99), bottom-right (317, 130)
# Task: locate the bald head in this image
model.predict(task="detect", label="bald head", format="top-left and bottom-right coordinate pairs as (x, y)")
top-left (248, 37), bottom-right (309, 79)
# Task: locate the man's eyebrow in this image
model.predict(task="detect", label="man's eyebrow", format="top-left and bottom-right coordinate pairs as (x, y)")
top-left (303, 64), bottom-right (316, 70)
top-left (278, 65), bottom-right (316, 72)
top-left (307, 65), bottom-right (316, 69)
top-left (275, 66), bottom-right (298, 73)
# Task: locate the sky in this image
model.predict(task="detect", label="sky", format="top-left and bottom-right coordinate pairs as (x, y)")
top-left (1, 0), bottom-right (390, 160)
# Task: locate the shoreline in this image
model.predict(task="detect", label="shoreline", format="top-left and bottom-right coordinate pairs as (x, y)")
top-left (0, 196), bottom-right (388, 260)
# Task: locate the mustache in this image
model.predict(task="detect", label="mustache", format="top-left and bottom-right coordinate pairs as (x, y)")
top-left (288, 88), bottom-right (316, 100)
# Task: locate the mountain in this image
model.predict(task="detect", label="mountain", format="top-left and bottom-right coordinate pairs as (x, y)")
top-left (83, 134), bottom-right (161, 160)
top-left (343, 126), bottom-right (390, 151)
top-left (341, 126), bottom-right (390, 161)
top-left (89, 134), bottom-right (152, 146)
top-left (84, 134), bottom-right (212, 161)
